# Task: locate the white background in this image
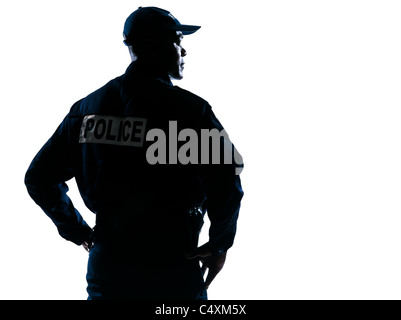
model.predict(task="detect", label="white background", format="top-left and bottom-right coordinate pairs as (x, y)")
top-left (1, 0), bottom-right (401, 299)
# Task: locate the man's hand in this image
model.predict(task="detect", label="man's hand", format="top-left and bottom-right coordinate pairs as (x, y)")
top-left (82, 240), bottom-right (93, 253)
top-left (82, 229), bottom-right (95, 253)
top-left (186, 243), bottom-right (227, 289)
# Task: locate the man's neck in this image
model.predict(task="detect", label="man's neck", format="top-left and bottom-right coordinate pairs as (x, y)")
top-left (134, 59), bottom-right (171, 82)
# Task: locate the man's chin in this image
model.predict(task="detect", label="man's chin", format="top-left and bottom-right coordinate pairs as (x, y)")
top-left (169, 73), bottom-right (184, 80)
top-left (169, 68), bottom-right (184, 80)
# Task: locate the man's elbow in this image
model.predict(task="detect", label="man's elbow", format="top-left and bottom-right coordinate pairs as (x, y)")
top-left (24, 167), bottom-right (33, 192)
top-left (24, 165), bottom-right (41, 202)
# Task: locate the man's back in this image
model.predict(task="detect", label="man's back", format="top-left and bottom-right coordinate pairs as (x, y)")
top-left (72, 62), bottom-right (209, 216)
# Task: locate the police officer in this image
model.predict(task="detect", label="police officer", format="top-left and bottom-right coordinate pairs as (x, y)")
top-left (25, 6), bottom-right (244, 300)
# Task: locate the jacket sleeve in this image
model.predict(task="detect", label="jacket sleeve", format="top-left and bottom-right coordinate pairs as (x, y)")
top-left (24, 114), bottom-right (92, 245)
top-left (200, 104), bottom-right (244, 254)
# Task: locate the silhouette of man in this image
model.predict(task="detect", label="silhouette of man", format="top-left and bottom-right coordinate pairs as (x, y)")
top-left (25, 6), bottom-right (243, 300)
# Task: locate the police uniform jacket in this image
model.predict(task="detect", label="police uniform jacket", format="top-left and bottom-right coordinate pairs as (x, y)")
top-left (25, 61), bottom-right (244, 275)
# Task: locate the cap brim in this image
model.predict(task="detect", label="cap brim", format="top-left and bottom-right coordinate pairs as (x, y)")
top-left (173, 24), bottom-right (201, 35)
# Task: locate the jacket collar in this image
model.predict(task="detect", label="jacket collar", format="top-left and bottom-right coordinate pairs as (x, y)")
top-left (124, 60), bottom-right (173, 86)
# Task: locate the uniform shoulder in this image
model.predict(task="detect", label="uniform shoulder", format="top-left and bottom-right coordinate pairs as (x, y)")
top-left (171, 85), bottom-right (210, 109)
top-left (69, 75), bottom-right (123, 116)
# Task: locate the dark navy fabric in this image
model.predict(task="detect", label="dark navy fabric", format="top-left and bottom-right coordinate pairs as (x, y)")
top-left (25, 61), bottom-right (243, 299)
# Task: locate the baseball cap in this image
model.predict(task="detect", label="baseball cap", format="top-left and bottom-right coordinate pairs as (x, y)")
top-left (123, 6), bottom-right (201, 46)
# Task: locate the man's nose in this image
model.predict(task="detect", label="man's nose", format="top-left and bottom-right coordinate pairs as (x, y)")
top-left (181, 47), bottom-right (187, 57)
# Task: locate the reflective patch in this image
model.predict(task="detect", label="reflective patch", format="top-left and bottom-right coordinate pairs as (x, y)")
top-left (79, 115), bottom-right (147, 147)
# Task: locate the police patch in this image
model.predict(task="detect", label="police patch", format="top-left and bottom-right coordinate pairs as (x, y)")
top-left (79, 115), bottom-right (147, 147)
